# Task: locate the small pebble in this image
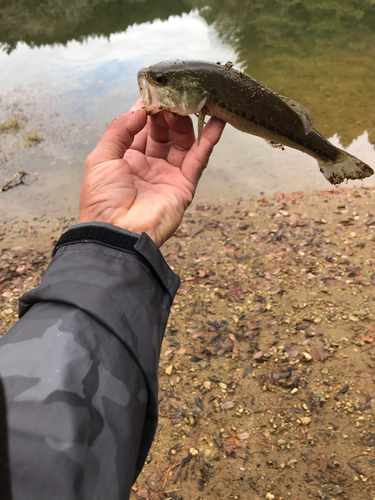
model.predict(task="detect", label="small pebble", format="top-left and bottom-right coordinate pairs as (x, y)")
top-left (287, 459), bottom-right (297, 468)
top-left (165, 365), bottom-right (173, 375)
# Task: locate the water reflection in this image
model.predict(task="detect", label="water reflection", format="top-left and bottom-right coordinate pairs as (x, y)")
top-left (2, 0), bottom-right (374, 147)
top-left (194, 0), bottom-right (375, 147)
top-left (0, 0), bottom-right (191, 53)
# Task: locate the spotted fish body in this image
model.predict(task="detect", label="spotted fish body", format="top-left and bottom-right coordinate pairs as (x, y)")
top-left (137, 60), bottom-right (373, 185)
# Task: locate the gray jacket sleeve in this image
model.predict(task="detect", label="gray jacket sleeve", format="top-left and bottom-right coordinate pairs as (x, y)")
top-left (0, 222), bottom-right (180, 500)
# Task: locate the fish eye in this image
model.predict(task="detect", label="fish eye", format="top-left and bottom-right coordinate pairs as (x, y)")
top-left (154, 72), bottom-right (167, 85)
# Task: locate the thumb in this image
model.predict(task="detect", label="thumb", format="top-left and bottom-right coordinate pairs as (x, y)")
top-left (85, 103), bottom-right (147, 168)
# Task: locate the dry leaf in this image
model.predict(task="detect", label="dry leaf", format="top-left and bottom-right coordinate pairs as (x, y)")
top-left (283, 344), bottom-right (300, 361)
top-left (191, 331), bottom-right (205, 338)
top-left (320, 454), bottom-right (328, 474)
top-left (360, 333), bottom-right (373, 343)
top-left (237, 432), bottom-right (250, 440)
top-left (358, 373), bottom-right (373, 379)
top-left (314, 347), bottom-right (333, 362)
top-left (224, 445), bottom-right (234, 455)
top-left (221, 401), bottom-right (235, 410)
top-left (301, 424), bottom-right (309, 438)
top-left (173, 463), bottom-right (183, 484)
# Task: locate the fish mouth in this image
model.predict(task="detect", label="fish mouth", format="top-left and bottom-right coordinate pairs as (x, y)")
top-left (137, 69), bottom-right (161, 114)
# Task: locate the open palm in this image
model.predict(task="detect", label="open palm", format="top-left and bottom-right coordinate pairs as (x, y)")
top-left (79, 100), bottom-right (225, 247)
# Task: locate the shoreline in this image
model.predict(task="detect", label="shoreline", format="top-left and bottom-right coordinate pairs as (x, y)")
top-left (2, 185), bottom-right (374, 250)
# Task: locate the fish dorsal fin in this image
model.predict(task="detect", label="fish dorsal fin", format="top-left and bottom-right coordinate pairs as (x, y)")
top-left (278, 95), bottom-right (314, 135)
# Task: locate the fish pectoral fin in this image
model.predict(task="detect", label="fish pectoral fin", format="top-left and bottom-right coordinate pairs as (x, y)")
top-left (267, 140), bottom-right (285, 151)
top-left (197, 105), bottom-right (208, 145)
top-left (279, 95), bottom-right (314, 135)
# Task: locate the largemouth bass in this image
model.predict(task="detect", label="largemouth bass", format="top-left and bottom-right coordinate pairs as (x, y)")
top-left (137, 60), bottom-right (373, 185)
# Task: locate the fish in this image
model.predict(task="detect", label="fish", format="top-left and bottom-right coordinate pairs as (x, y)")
top-left (137, 60), bottom-right (374, 185)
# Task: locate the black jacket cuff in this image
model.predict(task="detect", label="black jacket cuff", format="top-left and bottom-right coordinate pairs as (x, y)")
top-left (52, 222), bottom-right (180, 300)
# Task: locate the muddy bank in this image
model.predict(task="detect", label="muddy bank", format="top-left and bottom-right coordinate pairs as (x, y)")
top-left (1, 187), bottom-right (375, 499)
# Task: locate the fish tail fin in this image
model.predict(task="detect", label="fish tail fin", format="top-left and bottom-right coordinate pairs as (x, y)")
top-left (319, 151), bottom-right (374, 185)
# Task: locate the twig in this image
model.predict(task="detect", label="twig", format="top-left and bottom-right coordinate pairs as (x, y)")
top-left (347, 453), bottom-right (366, 462)
top-left (361, 344), bottom-right (375, 353)
top-left (1, 170), bottom-right (29, 192)
top-left (163, 462), bottom-right (181, 487)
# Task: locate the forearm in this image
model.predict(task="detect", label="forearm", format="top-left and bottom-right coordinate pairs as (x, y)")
top-left (0, 222), bottom-right (179, 500)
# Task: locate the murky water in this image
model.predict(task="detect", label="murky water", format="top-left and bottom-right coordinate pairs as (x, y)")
top-left (0, 0), bottom-right (374, 223)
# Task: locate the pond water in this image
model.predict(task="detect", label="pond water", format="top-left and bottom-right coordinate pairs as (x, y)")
top-left (0, 0), bottom-right (374, 223)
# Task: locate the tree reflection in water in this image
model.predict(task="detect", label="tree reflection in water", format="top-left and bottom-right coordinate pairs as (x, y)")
top-left (1, 0), bottom-right (374, 147)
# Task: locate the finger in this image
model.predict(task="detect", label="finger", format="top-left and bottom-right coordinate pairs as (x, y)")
top-left (149, 112), bottom-right (171, 143)
top-left (129, 117), bottom-right (150, 154)
top-left (181, 117), bottom-right (226, 187)
top-left (164, 112), bottom-right (195, 149)
top-left (165, 112), bottom-right (196, 168)
top-left (144, 112), bottom-right (171, 159)
top-left (85, 102), bottom-right (147, 168)
top-left (145, 112), bottom-right (195, 162)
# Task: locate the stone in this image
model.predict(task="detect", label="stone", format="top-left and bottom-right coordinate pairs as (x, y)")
top-left (165, 365), bottom-right (173, 375)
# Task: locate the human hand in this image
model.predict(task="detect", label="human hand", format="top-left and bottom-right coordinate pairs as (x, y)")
top-left (79, 99), bottom-right (225, 247)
